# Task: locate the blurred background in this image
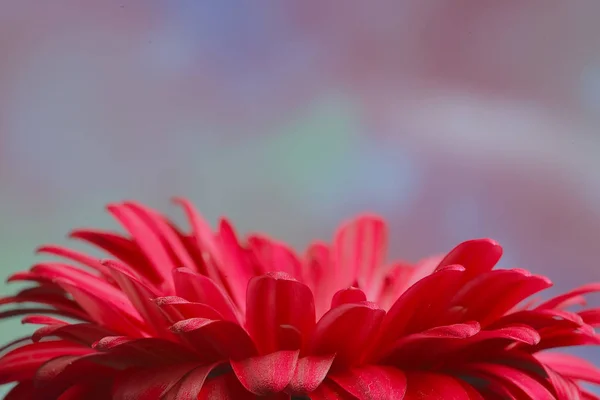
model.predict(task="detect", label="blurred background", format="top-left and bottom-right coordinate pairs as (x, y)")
top-left (1, 0), bottom-right (600, 394)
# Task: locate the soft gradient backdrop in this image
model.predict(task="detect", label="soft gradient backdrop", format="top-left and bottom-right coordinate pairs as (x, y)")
top-left (1, 1), bottom-right (600, 394)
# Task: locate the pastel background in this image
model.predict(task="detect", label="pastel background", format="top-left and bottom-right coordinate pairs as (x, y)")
top-left (1, 1), bottom-right (600, 394)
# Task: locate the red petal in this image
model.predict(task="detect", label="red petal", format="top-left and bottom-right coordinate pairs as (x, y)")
top-left (333, 215), bottom-right (388, 297)
top-left (30, 322), bottom-right (113, 345)
top-left (459, 362), bottom-right (556, 399)
top-left (536, 283), bottom-right (600, 310)
top-left (154, 296), bottom-right (224, 323)
top-left (216, 218), bottom-right (255, 312)
top-left (68, 228), bottom-right (158, 282)
top-left (441, 324), bottom-right (541, 361)
top-left (230, 350), bottom-right (299, 395)
top-left (173, 268), bottom-right (241, 323)
top-left (439, 269), bottom-right (551, 327)
top-left (248, 235), bottom-right (303, 277)
top-left (331, 287), bottom-right (367, 308)
top-left (579, 308), bottom-right (600, 327)
top-left (311, 301), bottom-right (384, 367)
top-left (171, 318), bottom-right (257, 361)
top-left (172, 197), bottom-right (221, 263)
top-left (33, 354), bottom-right (115, 400)
top-left (107, 203), bottom-right (177, 285)
top-left (246, 272), bottom-right (315, 354)
top-left (373, 265), bottom-right (465, 359)
top-left (286, 354), bottom-right (336, 394)
top-left (103, 259), bottom-right (173, 339)
top-left (380, 322), bottom-right (480, 366)
top-left (536, 352), bottom-right (600, 385)
top-left (303, 242), bottom-right (331, 318)
top-left (435, 239), bottom-right (503, 281)
top-left (124, 202), bottom-right (198, 272)
top-left (56, 278), bottom-right (146, 337)
top-left (404, 372), bottom-right (472, 400)
top-left (35, 244), bottom-right (110, 277)
top-left (0, 341), bottom-right (92, 384)
top-left (543, 366), bottom-right (583, 400)
top-left (490, 309), bottom-right (583, 332)
top-left (330, 365), bottom-right (407, 400)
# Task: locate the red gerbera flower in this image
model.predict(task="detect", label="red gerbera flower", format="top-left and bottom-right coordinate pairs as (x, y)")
top-left (1, 199), bottom-right (599, 399)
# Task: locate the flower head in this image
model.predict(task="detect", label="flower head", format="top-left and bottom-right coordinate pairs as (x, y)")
top-left (1, 199), bottom-right (599, 399)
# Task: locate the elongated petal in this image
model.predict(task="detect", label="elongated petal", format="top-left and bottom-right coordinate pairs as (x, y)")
top-left (55, 279), bottom-right (146, 337)
top-left (196, 373), bottom-right (256, 400)
top-left (333, 215), bottom-right (388, 297)
top-left (35, 245), bottom-right (110, 277)
top-left (458, 363), bottom-right (556, 399)
top-left (172, 268), bottom-right (240, 323)
top-left (33, 354), bottom-right (115, 400)
top-left (68, 229), bottom-right (157, 282)
top-left (124, 202), bottom-right (197, 272)
top-left (230, 350), bottom-right (299, 395)
top-left (154, 296), bottom-right (223, 323)
top-left (536, 283), bottom-right (600, 310)
top-left (0, 341), bottom-right (92, 384)
top-left (107, 203), bottom-right (177, 285)
top-left (171, 318), bottom-right (257, 361)
top-left (104, 260), bottom-right (173, 338)
top-left (536, 353), bottom-right (600, 385)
